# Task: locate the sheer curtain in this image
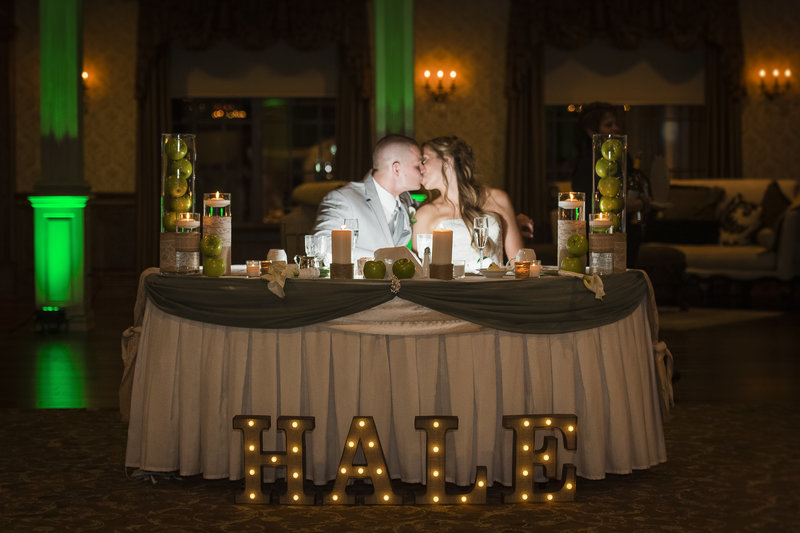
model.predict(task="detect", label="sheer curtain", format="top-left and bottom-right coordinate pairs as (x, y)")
top-left (505, 0), bottom-right (744, 242)
top-left (134, 0), bottom-right (372, 271)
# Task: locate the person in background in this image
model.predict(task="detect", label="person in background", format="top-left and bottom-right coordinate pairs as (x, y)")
top-left (412, 136), bottom-right (523, 271)
top-left (571, 102), bottom-right (651, 266)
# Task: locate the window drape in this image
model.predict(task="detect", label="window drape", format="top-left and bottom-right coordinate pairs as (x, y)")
top-left (505, 0), bottom-right (744, 242)
top-left (135, 0), bottom-right (372, 271)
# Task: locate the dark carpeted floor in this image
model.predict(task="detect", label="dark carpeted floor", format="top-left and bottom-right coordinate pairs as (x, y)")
top-left (2, 403), bottom-right (799, 532)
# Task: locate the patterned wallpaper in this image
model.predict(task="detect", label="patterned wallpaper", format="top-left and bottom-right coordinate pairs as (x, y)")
top-left (13, 0), bottom-right (799, 192)
top-left (81, 0), bottom-right (138, 193)
top-left (414, 0), bottom-right (509, 190)
top-left (13, 1), bottom-right (39, 193)
top-left (740, 0), bottom-right (800, 180)
top-left (14, 0), bottom-right (137, 193)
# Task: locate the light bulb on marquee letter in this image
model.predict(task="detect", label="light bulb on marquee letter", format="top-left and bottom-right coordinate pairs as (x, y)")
top-left (325, 416), bottom-right (400, 505)
top-left (501, 414), bottom-right (578, 503)
top-left (232, 415), bottom-right (316, 505)
top-left (414, 416), bottom-right (487, 504)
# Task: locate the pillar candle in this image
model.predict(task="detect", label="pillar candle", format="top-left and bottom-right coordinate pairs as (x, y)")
top-left (432, 229), bottom-right (453, 265)
top-left (331, 229), bottom-right (351, 263)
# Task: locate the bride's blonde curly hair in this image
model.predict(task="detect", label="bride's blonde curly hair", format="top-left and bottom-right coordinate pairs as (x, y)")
top-left (422, 136), bottom-right (498, 247)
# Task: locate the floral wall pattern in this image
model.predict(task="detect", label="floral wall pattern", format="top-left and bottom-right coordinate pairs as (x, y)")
top-left (414, 0), bottom-right (509, 190)
top-left (740, 0), bottom-right (800, 180)
top-left (13, 0), bottom-right (800, 193)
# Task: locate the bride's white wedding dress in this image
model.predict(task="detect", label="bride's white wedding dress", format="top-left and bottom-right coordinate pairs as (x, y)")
top-left (436, 216), bottom-right (503, 272)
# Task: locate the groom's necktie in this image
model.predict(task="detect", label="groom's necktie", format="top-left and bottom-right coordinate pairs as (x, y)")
top-left (390, 201), bottom-right (402, 239)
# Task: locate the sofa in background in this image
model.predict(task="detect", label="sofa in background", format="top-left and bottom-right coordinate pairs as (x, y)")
top-left (641, 178), bottom-right (800, 306)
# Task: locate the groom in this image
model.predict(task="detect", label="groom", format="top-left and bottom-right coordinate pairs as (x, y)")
top-left (313, 134), bottom-right (425, 259)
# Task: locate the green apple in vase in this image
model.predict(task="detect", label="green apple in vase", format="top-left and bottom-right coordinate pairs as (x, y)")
top-left (162, 211), bottom-right (178, 232)
top-left (203, 255), bottom-right (225, 277)
top-left (165, 137), bottom-right (188, 160)
top-left (600, 138), bottom-right (624, 162)
top-left (597, 176), bottom-right (621, 198)
top-left (166, 175), bottom-right (188, 198)
top-left (594, 158), bottom-right (618, 179)
top-left (170, 193), bottom-right (192, 213)
top-left (167, 158), bottom-right (193, 181)
top-left (598, 195), bottom-right (623, 214)
top-left (566, 233), bottom-right (588, 257)
top-left (200, 234), bottom-right (222, 257)
top-left (560, 256), bottom-right (584, 274)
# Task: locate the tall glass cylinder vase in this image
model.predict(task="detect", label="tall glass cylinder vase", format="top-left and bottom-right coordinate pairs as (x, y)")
top-left (591, 133), bottom-right (627, 271)
top-left (557, 192), bottom-right (586, 271)
top-left (203, 192), bottom-right (232, 275)
top-left (159, 133), bottom-right (197, 274)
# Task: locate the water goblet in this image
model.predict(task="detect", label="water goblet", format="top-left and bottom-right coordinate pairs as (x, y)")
top-left (343, 218), bottom-right (359, 248)
top-left (304, 234), bottom-right (317, 257)
top-left (313, 234), bottom-right (331, 266)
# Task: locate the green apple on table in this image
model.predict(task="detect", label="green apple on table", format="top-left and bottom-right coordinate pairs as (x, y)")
top-left (392, 258), bottom-right (415, 279)
top-left (203, 255), bottom-right (225, 277)
top-left (165, 137), bottom-right (188, 160)
top-left (200, 234), bottom-right (222, 257)
top-left (363, 260), bottom-right (386, 279)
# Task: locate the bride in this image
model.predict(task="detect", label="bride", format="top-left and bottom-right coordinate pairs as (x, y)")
top-left (412, 136), bottom-right (523, 272)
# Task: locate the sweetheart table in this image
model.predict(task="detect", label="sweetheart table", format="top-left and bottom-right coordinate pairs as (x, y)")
top-left (122, 268), bottom-right (668, 486)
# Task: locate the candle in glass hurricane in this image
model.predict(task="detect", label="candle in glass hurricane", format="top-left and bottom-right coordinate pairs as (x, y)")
top-left (202, 192), bottom-right (232, 275)
top-left (557, 192), bottom-right (586, 269)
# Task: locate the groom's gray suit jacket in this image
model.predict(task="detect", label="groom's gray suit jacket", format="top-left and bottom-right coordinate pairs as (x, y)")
top-left (312, 174), bottom-right (412, 259)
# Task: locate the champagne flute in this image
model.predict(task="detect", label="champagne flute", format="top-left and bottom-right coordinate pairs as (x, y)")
top-left (343, 218), bottom-right (359, 248)
top-left (473, 216), bottom-right (489, 268)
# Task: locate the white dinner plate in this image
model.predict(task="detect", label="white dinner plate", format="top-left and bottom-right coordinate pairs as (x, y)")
top-left (479, 269), bottom-right (509, 278)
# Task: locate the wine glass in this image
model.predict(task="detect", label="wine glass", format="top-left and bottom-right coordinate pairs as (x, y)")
top-left (343, 218), bottom-right (359, 248)
top-left (473, 216), bottom-right (489, 268)
top-left (313, 234), bottom-right (331, 266)
top-left (304, 234), bottom-right (317, 257)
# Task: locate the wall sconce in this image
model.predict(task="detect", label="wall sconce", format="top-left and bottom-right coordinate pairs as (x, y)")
top-left (423, 69), bottom-right (456, 102)
top-left (759, 67), bottom-right (791, 99)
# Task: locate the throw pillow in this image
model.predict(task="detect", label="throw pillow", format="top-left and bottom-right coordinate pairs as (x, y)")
top-left (760, 180), bottom-right (791, 230)
top-left (719, 194), bottom-right (762, 245)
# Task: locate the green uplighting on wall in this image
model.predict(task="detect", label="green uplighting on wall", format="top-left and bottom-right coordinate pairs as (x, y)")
top-left (374, 0), bottom-right (415, 137)
top-left (36, 343), bottom-right (86, 408)
top-left (39, 0), bottom-right (81, 140)
top-left (29, 196), bottom-right (88, 309)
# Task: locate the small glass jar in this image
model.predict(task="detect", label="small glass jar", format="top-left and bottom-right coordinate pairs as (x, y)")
top-left (246, 260), bottom-right (260, 278)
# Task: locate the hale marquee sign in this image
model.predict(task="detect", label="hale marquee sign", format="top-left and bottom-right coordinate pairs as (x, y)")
top-left (233, 413), bottom-right (577, 505)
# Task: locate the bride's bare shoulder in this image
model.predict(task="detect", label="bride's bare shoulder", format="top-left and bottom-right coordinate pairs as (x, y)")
top-left (484, 187), bottom-right (513, 210)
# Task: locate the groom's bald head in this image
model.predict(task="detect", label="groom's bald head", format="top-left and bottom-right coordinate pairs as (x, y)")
top-left (372, 134), bottom-right (424, 196)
